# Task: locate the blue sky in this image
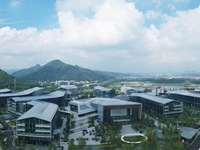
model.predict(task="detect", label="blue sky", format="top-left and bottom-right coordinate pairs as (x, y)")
top-left (0, 0), bottom-right (200, 73)
top-left (0, 0), bottom-right (58, 29)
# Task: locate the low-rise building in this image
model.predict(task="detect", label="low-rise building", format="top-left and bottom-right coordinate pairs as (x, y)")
top-left (166, 90), bottom-right (200, 106)
top-left (7, 91), bottom-right (66, 115)
top-left (0, 87), bottom-right (43, 107)
top-left (16, 101), bottom-right (58, 145)
top-left (129, 93), bottom-right (183, 115)
top-left (121, 86), bottom-right (148, 95)
top-left (57, 85), bottom-right (78, 96)
top-left (69, 98), bottom-right (142, 124)
top-left (93, 86), bottom-right (115, 98)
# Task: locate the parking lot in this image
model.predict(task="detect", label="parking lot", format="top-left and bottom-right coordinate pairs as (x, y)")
top-left (68, 126), bottom-right (101, 145)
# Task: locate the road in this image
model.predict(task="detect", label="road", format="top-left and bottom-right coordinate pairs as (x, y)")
top-left (4, 122), bottom-right (19, 150)
top-left (189, 135), bottom-right (200, 150)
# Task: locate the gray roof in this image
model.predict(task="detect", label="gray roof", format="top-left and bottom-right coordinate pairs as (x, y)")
top-left (17, 101), bottom-right (58, 122)
top-left (0, 87), bottom-right (43, 98)
top-left (58, 85), bottom-right (77, 90)
top-left (91, 98), bottom-right (141, 106)
top-left (121, 86), bottom-right (146, 92)
top-left (130, 93), bottom-right (174, 104)
top-left (94, 86), bottom-right (111, 92)
top-left (69, 98), bottom-right (141, 115)
top-left (0, 88), bottom-right (11, 93)
top-left (167, 90), bottom-right (200, 98)
top-left (10, 91), bottom-right (65, 102)
top-left (179, 127), bottom-right (198, 140)
top-left (114, 94), bottom-right (129, 101)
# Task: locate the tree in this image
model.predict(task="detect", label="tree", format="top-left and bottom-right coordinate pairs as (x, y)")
top-left (68, 140), bottom-right (75, 150)
top-left (78, 137), bottom-right (86, 150)
top-left (121, 144), bottom-right (131, 150)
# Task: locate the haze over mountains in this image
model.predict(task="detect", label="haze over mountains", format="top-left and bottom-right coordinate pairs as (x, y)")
top-left (11, 60), bottom-right (116, 81)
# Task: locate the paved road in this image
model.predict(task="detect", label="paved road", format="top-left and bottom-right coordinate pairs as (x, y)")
top-left (189, 135), bottom-right (200, 150)
top-left (4, 123), bottom-right (19, 150)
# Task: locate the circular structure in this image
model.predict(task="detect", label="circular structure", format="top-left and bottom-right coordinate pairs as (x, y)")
top-left (121, 133), bottom-right (147, 144)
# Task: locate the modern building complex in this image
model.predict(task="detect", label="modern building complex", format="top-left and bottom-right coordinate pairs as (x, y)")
top-left (129, 93), bottom-right (183, 115)
top-left (166, 90), bottom-right (200, 106)
top-left (69, 98), bottom-right (142, 124)
top-left (16, 101), bottom-right (58, 145)
top-left (93, 86), bottom-right (115, 98)
top-left (121, 86), bottom-right (148, 95)
top-left (57, 85), bottom-right (78, 96)
top-left (7, 91), bottom-right (66, 115)
top-left (0, 87), bottom-right (43, 107)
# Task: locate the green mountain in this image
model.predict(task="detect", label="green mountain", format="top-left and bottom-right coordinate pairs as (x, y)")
top-left (12, 64), bottom-right (41, 78)
top-left (15, 60), bottom-right (114, 81)
top-left (0, 69), bottom-right (36, 90)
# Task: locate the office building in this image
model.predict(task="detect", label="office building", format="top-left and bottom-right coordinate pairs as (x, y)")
top-left (93, 86), bottom-right (115, 98)
top-left (16, 101), bottom-right (58, 145)
top-left (121, 86), bottom-right (148, 95)
top-left (7, 91), bottom-right (66, 115)
top-left (0, 87), bottom-right (43, 107)
top-left (166, 90), bottom-right (200, 106)
top-left (130, 93), bottom-right (183, 115)
top-left (69, 98), bottom-right (142, 124)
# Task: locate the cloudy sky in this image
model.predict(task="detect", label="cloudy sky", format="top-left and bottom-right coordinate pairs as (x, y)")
top-left (0, 0), bottom-right (200, 73)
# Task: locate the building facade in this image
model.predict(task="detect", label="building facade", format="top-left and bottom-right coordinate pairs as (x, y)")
top-left (69, 98), bottom-right (142, 124)
top-left (57, 85), bottom-right (78, 96)
top-left (121, 86), bottom-right (148, 95)
top-left (7, 91), bottom-right (66, 115)
top-left (130, 93), bottom-right (183, 115)
top-left (166, 91), bottom-right (200, 106)
top-left (16, 101), bottom-right (58, 145)
top-left (0, 87), bottom-right (43, 107)
top-left (93, 86), bottom-right (115, 98)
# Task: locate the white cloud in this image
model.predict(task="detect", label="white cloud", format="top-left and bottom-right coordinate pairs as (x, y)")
top-left (10, 0), bottom-right (22, 8)
top-left (0, 0), bottom-right (200, 73)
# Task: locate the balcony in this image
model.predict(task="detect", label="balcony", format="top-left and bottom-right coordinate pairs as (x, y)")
top-left (17, 123), bottom-right (25, 126)
top-left (35, 129), bottom-right (51, 133)
top-left (17, 128), bottom-right (25, 131)
top-left (35, 124), bottom-right (50, 128)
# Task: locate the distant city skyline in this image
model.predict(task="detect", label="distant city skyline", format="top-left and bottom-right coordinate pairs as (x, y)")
top-left (0, 0), bottom-right (200, 73)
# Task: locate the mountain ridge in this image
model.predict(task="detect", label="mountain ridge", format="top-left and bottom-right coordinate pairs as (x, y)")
top-left (12, 59), bottom-right (114, 81)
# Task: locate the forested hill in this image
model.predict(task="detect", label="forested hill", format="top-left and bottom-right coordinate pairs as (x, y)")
top-left (0, 69), bottom-right (36, 90)
top-left (13, 59), bottom-right (114, 82)
top-left (12, 64), bottom-right (41, 78)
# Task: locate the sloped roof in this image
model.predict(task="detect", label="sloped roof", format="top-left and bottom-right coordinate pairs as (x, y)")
top-left (0, 87), bottom-right (43, 98)
top-left (57, 85), bottom-right (77, 90)
top-left (10, 91), bottom-right (65, 102)
top-left (179, 127), bottom-right (198, 140)
top-left (17, 101), bottom-right (58, 122)
top-left (94, 86), bottom-right (111, 92)
top-left (167, 90), bottom-right (200, 98)
top-left (130, 93), bottom-right (174, 104)
top-left (0, 88), bottom-right (11, 93)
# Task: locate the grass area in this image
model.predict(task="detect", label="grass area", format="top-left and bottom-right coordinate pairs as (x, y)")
top-left (123, 135), bottom-right (145, 143)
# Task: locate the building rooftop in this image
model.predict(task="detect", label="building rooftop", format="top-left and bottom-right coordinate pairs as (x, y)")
top-left (91, 98), bottom-right (141, 106)
top-left (0, 88), bottom-right (11, 94)
top-left (17, 101), bottom-right (58, 122)
top-left (58, 85), bottom-right (77, 90)
top-left (179, 127), bottom-right (198, 140)
top-left (69, 97), bottom-right (141, 116)
top-left (130, 93), bottom-right (175, 104)
top-left (94, 86), bottom-right (111, 92)
top-left (167, 90), bottom-right (200, 98)
top-left (10, 91), bottom-right (65, 102)
top-left (0, 87), bottom-right (43, 98)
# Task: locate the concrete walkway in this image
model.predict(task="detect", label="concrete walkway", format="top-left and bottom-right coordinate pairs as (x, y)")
top-left (121, 125), bottom-right (137, 135)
